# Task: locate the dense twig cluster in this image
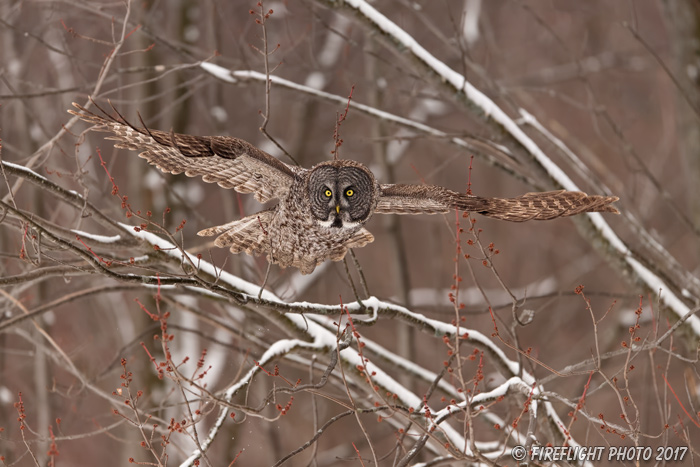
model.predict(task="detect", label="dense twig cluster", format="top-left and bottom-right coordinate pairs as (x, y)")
top-left (1, 1), bottom-right (699, 466)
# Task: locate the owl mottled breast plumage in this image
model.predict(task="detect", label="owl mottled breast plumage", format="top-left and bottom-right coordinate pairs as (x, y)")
top-left (69, 102), bottom-right (620, 275)
top-left (203, 160), bottom-right (380, 274)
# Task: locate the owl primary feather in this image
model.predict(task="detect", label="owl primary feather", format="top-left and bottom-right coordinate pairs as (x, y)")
top-left (69, 102), bottom-right (619, 275)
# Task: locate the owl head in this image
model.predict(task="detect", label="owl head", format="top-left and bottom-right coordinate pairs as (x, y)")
top-left (307, 160), bottom-right (378, 229)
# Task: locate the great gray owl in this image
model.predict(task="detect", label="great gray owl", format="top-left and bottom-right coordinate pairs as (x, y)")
top-left (69, 103), bottom-right (619, 274)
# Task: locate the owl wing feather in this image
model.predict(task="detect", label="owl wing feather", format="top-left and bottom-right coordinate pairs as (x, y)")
top-left (376, 184), bottom-right (619, 221)
top-left (69, 102), bottom-right (298, 203)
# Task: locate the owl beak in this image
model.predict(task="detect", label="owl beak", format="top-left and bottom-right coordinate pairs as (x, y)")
top-left (335, 205), bottom-right (340, 214)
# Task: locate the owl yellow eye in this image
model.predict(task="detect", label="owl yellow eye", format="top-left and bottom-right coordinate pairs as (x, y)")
top-left (324, 189), bottom-right (332, 198)
top-left (345, 189), bottom-right (354, 197)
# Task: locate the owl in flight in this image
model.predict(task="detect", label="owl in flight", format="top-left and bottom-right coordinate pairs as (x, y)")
top-left (70, 102), bottom-right (619, 275)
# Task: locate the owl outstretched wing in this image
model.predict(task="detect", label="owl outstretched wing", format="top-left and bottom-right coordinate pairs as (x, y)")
top-left (376, 184), bottom-right (619, 221)
top-left (69, 102), bottom-right (298, 203)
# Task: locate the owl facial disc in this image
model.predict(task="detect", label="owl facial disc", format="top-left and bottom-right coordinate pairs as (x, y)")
top-left (308, 164), bottom-right (374, 230)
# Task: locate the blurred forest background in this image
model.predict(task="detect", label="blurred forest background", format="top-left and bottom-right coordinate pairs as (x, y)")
top-left (1, 0), bottom-right (699, 465)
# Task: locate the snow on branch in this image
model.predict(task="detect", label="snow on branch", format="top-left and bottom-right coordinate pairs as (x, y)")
top-left (2, 157), bottom-right (597, 463)
top-left (312, 0), bottom-right (700, 335)
top-left (199, 62), bottom-right (515, 175)
top-left (118, 223), bottom-right (471, 461)
top-left (119, 223), bottom-right (574, 463)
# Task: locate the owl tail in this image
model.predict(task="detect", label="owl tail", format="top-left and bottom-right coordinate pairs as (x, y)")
top-left (197, 210), bottom-right (275, 255)
top-left (470, 190), bottom-right (619, 222)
